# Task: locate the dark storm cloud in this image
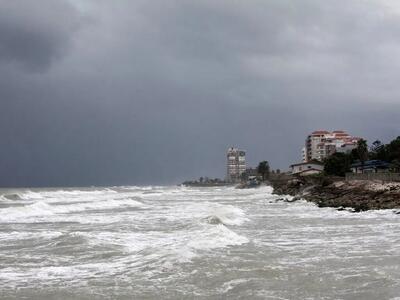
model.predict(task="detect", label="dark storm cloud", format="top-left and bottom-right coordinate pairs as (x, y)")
top-left (0, 0), bottom-right (81, 71)
top-left (1, 0), bottom-right (400, 186)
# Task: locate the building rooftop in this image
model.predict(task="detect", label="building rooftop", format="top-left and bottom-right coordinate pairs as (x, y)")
top-left (334, 133), bottom-right (350, 136)
top-left (290, 161), bottom-right (324, 167)
top-left (311, 130), bottom-right (330, 135)
top-left (350, 160), bottom-right (390, 168)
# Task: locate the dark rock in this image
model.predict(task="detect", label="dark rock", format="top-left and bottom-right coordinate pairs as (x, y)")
top-left (271, 176), bottom-right (400, 211)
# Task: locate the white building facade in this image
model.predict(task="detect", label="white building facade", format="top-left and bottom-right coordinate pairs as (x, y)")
top-left (304, 130), bottom-right (360, 162)
top-left (226, 147), bottom-right (246, 183)
top-left (290, 162), bottom-right (324, 176)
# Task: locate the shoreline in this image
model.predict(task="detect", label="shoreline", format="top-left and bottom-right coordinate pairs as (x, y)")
top-left (271, 176), bottom-right (400, 212)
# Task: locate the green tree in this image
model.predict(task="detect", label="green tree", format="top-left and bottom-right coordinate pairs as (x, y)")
top-left (257, 161), bottom-right (270, 181)
top-left (324, 152), bottom-right (352, 177)
top-left (350, 136), bottom-right (400, 173)
top-left (387, 136), bottom-right (400, 162)
top-left (370, 140), bottom-right (382, 159)
top-left (356, 139), bottom-right (369, 172)
top-left (390, 159), bottom-right (400, 172)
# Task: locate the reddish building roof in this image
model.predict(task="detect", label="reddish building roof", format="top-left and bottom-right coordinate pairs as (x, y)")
top-left (311, 130), bottom-right (330, 135)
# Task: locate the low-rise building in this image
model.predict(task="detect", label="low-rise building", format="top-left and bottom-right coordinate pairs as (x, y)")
top-left (350, 160), bottom-right (390, 174)
top-left (290, 161), bottom-right (324, 176)
top-left (245, 168), bottom-right (259, 178)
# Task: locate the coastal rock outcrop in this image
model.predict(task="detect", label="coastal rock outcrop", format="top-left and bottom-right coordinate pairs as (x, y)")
top-left (272, 177), bottom-right (400, 211)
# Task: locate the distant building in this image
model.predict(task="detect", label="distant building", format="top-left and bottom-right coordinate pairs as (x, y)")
top-left (350, 160), bottom-right (390, 174)
top-left (304, 130), bottom-right (361, 162)
top-left (290, 161), bottom-right (324, 176)
top-left (244, 167), bottom-right (259, 180)
top-left (301, 147), bottom-right (307, 162)
top-left (227, 147), bottom-right (246, 183)
top-left (336, 143), bottom-right (358, 154)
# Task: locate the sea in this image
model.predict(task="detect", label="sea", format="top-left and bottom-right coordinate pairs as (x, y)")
top-left (0, 185), bottom-right (399, 299)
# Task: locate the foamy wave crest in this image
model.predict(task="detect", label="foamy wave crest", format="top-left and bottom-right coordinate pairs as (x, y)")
top-left (0, 231), bottom-right (63, 242)
top-left (0, 201), bottom-right (55, 222)
top-left (54, 199), bottom-right (145, 213)
top-left (41, 189), bottom-right (117, 198)
top-left (18, 191), bottom-right (44, 200)
top-left (188, 224), bottom-right (249, 250)
top-left (203, 203), bottom-right (248, 226)
top-left (6, 189), bottom-right (126, 205)
top-left (1, 194), bottom-right (23, 201)
top-left (0, 199), bottom-right (144, 222)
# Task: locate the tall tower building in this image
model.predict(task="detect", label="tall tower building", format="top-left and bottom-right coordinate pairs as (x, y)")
top-left (226, 147), bottom-right (246, 183)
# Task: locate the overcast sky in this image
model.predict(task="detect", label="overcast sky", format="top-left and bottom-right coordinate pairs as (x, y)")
top-left (1, 0), bottom-right (400, 186)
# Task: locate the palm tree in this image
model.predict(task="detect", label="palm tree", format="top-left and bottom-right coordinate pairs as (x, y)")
top-left (357, 139), bottom-right (369, 173)
top-left (257, 161), bottom-right (270, 181)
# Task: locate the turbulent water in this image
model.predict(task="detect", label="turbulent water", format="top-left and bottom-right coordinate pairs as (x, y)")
top-left (0, 186), bottom-right (400, 299)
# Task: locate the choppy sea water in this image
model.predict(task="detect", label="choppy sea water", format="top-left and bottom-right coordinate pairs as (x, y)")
top-left (0, 186), bottom-right (399, 299)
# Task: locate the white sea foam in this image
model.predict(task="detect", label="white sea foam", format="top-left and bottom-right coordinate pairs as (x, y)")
top-left (0, 198), bottom-right (145, 223)
top-left (1, 185), bottom-right (399, 299)
top-left (208, 204), bottom-right (248, 226)
top-left (0, 231), bottom-right (63, 242)
top-left (0, 201), bottom-right (56, 221)
top-left (18, 191), bottom-right (45, 200)
top-left (80, 222), bottom-right (248, 264)
top-left (188, 224), bottom-right (249, 250)
top-left (219, 278), bottom-right (250, 293)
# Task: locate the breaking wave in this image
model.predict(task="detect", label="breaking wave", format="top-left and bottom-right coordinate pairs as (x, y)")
top-left (187, 224), bottom-right (249, 251)
top-left (1, 185), bottom-right (399, 299)
top-left (0, 198), bottom-right (145, 223)
top-left (2, 193), bottom-right (23, 201)
top-left (204, 204), bottom-right (248, 226)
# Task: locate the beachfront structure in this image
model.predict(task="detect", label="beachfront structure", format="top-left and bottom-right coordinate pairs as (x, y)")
top-left (304, 130), bottom-right (360, 162)
top-left (245, 167), bottom-right (259, 178)
top-left (226, 147), bottom-right (246, 183)
top-left (301, 147), bottom-right (307, 162)
top-left (350, 160), bottom-right (390, 174)
top-left (290, 161), bottom-right (324, 176)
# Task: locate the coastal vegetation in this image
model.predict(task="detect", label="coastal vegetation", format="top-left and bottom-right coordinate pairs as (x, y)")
top-left (182, 177), bottom-right (229, 187)
top-left (271, 136), bottom-right (400, 211)
top-left (323, 153), bottom-right (352, 177)
top-left (257, 161), bottom-right (270, 181)
top-left (323, 136), bottom-right (400, 176)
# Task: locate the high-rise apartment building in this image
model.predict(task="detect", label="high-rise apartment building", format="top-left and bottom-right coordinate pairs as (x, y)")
top-left (304, 130), bottom-right (360, 162)
top-left (226, 147), bottom-right (246, 182)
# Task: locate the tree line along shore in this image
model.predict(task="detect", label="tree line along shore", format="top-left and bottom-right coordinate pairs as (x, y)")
top-left (183, 136), bottom-right (400, 211)
top-left (271, 136), bottom-right (400, 212)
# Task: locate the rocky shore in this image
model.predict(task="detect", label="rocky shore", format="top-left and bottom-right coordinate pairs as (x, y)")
top-left (271, 176), bottom-right (400, 212)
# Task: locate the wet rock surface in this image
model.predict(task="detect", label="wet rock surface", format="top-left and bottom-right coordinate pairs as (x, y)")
top-left (271, 177), bottom-right (400, 211)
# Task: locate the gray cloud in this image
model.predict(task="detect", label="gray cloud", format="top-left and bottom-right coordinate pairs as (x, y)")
top-left (0, 0), bottom-right (400, 186)
top-left (0, 0), bottom-right (81, 71)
